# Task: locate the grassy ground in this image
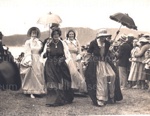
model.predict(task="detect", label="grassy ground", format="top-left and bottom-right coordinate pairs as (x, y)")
top-left (0, 88), bottom-right (150, 116)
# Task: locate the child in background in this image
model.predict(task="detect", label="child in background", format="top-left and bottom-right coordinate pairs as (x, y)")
top-left (142, 48), bottom-right (150, 92)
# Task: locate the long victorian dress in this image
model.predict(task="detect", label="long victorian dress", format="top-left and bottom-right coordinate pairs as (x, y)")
top-left (84, 39), bottom-right (123, 106)
top-left (42, 38), bottom-right (74, 106)
top-left (64, 38), bottom-right (87, 92)
top-left (20, 38), bottom-right (46, 95)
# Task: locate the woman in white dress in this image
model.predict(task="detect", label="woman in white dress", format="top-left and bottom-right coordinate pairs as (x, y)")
top-left (64, 29), bottom-right (87, 93)
top-left (20, 27), bottom-right (46, 98)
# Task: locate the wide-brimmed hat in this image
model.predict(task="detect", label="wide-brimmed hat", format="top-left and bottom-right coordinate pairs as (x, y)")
top-left (96, 29), bottom-right (111, 38)
top-left (127, 33), bottom-right (134, 38)
top-left (119, 34), bottom-right (127, 41)
top-left (112, 41), bottom-right (119, 46)
top-left (147, 48), bottom-right (150, 51)
top-left (138, 37), bottom-right (149, 43)
top-left (143, 33), bottom-right (150, 38)
top-left (27, 27), bottom-right (41, 38)
top-left (133, 39), bottom-right (138, 42)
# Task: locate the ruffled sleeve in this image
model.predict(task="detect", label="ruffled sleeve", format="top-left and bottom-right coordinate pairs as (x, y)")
top-left (20, 40), bottom-right (32, 67)
top-left (135, 44), bottom-right (150, 57)
top-left (61, 40), bottom-right (72, 64)
top-left (24, 40), bottom-right (31, 55)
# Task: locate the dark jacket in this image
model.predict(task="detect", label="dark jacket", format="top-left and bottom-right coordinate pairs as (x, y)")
top-left (117, 42), bottom-right (132, 67)
top-left (85, 39), bottom-right (123, 105)
top-left (88, 39), bottom-right (110, 59)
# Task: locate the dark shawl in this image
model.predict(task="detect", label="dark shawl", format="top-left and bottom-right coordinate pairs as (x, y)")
top-left (85, 39), bottom-right (123, 105)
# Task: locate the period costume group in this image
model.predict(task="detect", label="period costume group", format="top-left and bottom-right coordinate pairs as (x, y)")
top-left (18, 27), bottom-right (123, 107)
top-left (1, 27), bottom-right (124, 107)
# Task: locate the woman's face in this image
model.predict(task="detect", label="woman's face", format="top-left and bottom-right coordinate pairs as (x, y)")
top-left (68, 31), bottom-right (75, 40)
top-left (31, 30), bottom-right (38, 38)
top-left (99, 36), bottom-right (106, 43)
top-left (52, 31), bottom-right (60, 40)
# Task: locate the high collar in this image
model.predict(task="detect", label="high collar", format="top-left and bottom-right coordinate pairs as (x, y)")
top-left (65, 38), bottom-right (77, 46)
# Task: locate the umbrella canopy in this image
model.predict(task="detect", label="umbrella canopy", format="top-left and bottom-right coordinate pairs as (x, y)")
top-left (37, 12), bottom-right (62, 37)
top-left (37, 12), bottom-right (62, 25)
top-left (110, 12), bottom-right (137, 40)
top-left (110, 12), bottom-right (137, 30)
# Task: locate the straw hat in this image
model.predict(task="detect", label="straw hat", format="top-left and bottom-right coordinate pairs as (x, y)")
top-left (138, 37), bottom-right (149, 43)
top-left (112, 41), bottom-right (119, 46)
top-left (27, 27), bottom-right (41, 38)
top-left (143, 33), bottom-right (150, 40)
top-left (119, 34), bottom-right (127, 41)
top-left (96, 29), bottom-right (111, 38)
top-left (127, 33), bottom-right (134, 38)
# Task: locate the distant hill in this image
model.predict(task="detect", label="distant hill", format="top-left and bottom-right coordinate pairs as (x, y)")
top-left (3, 27), bottom-right (149, 46)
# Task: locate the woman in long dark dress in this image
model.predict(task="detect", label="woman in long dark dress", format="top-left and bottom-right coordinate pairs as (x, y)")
top-left (41, 27), bottom-right (74, 106)
top-left (84, 29), bottom-right (123, 107)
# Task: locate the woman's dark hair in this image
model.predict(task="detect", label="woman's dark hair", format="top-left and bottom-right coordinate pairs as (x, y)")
top-left (27, 27), bottom-right (41, 38)
top-left (66, 29), bottom-right (76, 39)
top-left (51, 27), bottom-right (61, 37)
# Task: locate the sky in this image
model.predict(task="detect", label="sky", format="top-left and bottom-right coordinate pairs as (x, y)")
top-left (0, 0), bottom-right (150, 36)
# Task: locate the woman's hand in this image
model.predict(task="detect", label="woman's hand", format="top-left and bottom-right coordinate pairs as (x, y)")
top-left (76, 54), bottom-right (82, 61)
top-left (142, 60), bottom-right (146, 64)
top-left (46, 47), bottom-right (50, 52)
top-left (58, 57), bottom-right (66, 65)
top-left (129, 58), bottom-right (132, 62)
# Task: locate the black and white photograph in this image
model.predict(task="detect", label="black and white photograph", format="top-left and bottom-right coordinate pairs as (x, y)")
top-left (0, 0), bottom-right (150, 115)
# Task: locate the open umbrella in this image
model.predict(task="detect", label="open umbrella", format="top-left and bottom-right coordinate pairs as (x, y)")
top-left (110, 12), bottom-right (137, 40)
top-left (37, 12), bottom-right (62, 37)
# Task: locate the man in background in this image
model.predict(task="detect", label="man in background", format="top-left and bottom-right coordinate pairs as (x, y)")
top-left (117, 34), bottom-right (132, 90)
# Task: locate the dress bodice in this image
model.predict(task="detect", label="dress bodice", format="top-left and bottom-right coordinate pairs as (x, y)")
top-left (88, 40), bottom-right (110, 58)
top-left (25, 38), bottom-right (43, 55)
top-left (64, 39), bottom-right (80, 54)
top-left (47, 40), bottom-right (64, 57)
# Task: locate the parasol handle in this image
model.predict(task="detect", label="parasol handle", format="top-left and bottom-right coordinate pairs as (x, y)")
top-left (114, 24), bottom-right (122, 41)
top-left (49, 24), bottom-right (52, 38)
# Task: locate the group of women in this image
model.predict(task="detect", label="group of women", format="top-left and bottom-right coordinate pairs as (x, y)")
top-left (20, 27), bottom-right (122, 107)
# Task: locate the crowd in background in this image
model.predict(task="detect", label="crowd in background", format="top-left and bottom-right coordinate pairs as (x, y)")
top-left (109, 33), bottom-right (150, 91)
